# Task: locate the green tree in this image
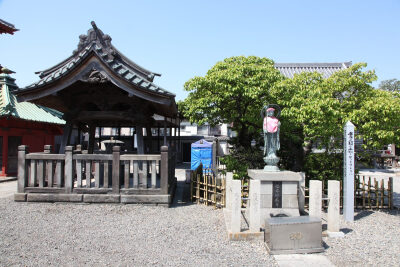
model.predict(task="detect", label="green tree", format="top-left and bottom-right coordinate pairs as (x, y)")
top-left (379, 78), bottom-right (400, 92)
top-left (181, 56), bottom-right (283, 147)
top-left (181, 59), bottom-right (400, 180)
top-left (270, 63), bottom-right (400, 174)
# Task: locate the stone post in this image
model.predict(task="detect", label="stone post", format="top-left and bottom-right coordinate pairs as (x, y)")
top-left (225, 172), bottom-right (233, 210)
top-left (309, 180), bottom-right (322, 219)
top-left (231, 179), bottom-right (241, 233)
top-left (343, 121), bottom-right (355, 222)
top-left (298, 172), bottom-right (305, 213)
top-left (64, 146), bottom-right (73, 193)
top-left (249, 179), bottom-right (261, 232)
top-left (112, 146), bottom-right (120, 193)
top-left (44, 145), bottom-right (52, 153)
top-left (17, 145), bottom-right (28, 193)
top-left (160, 146), bottom-right (169, 194)
top-left (328, 180), bottom-right (340, 233)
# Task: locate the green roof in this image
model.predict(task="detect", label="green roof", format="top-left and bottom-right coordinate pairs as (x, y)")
top-left (0, 73), bottom-right (65, 125)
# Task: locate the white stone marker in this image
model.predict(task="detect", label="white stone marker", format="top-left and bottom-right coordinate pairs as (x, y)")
top-left (309, 180), bottom-right (322, 219)
top-left (343, 121), bottom-right (355, 222)
top-left (328, 180), bottom-right (341, 235)
top-left (231, 179), bottom-right (241, 233)
top-left (225, 172), bottom-right (233, 210)
top-left (249, 179), bottom-right (261, 232)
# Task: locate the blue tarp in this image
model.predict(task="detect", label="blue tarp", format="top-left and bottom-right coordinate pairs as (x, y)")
top-left (191, 139), bottom-right (212, 170)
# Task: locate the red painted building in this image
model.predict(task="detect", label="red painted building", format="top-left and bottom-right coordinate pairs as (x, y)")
top-left (0, 74), bottom-right (64, 176)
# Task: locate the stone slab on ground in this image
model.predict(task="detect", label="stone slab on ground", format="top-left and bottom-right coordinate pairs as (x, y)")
top-left (0, 180), bottom-right (16, 198)
top-left (222, 208), bottom-right (263, 241)
top-left (274, 254), bottom-right (335, 267)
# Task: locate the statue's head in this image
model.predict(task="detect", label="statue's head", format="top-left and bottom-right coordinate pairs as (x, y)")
top-left (261, 104), bottom-right (281, 118)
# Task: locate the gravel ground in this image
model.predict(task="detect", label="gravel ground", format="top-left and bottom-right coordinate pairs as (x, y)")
top-left (0, 195), bottom-right (277, 266)
top-left (324, 209), bottom-right (400, 266)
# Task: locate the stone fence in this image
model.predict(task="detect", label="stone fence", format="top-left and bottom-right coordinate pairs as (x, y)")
top-left (14, 145), bottom-right (176, 206)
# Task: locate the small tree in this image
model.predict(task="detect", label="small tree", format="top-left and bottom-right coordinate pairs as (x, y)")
top-left (181, 56), bottom-right (283, 148)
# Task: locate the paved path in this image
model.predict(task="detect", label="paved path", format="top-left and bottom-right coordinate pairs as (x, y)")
top-left (274, 254), bottom-right (335, 267)
top-left (0, 180), bottom-right (16, 199)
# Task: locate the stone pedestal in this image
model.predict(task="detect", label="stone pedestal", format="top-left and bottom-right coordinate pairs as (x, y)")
top-left (248, 169), bottom-right (303, 228)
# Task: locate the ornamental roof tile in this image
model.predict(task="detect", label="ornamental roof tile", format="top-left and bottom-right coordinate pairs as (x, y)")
top-left (0, 74), bottom-right (65, 124)
top-left (274, 62), bottom-right (351, 79)
top-left (0, 19), bottom-right (18, 35)
top-left (21, 21), bottom-right (174, 97)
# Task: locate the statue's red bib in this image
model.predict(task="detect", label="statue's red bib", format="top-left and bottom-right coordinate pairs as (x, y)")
top-left (264, 117), bottom-right (279, 133)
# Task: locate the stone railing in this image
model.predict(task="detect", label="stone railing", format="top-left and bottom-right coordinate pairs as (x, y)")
top-left (15, 145), bottom-right (176, 206)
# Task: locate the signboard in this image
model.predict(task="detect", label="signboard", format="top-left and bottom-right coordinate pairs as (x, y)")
top-left (343, 121), bottom-right (355, 222)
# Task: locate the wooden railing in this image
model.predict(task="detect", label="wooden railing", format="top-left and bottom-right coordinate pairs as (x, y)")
top-left (16, 145), bottom-right (176, 205)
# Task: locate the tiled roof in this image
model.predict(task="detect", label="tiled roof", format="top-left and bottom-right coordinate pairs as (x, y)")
top-left (0, 19), bottom-right (18, 35)
top-left (0, 74), bottom-right (65, 124)
top-left (274, 62), bottom-right (351, 79)
top-left (22, 21), bottom-right (174, 97)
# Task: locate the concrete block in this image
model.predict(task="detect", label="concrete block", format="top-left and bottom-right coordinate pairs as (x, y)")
top-left (27, 193), bottom-right (83, 202)
top-left (328, 180), bottom-right (340, 233)
top-left (83, 194), bottom-right (120, 203)
top-left (309, 180), bottom-right (322, 219)
top-left (248, 170), bottom-right (303, 181)
top-left (249, 179), bottom-right (261, 232)
top-left (282, 181), bottom-right (298, 194)
top-left (14, 193), bottom-right (27, 202)
top-left (261, 194), bottom-right (272, 208)
top-left (231, 179), bottom-right (241, 233)
top-left (282, 194), bottom-right (299, 208)
top-left (120, 194), bottom-right (169, 204)
top-left (261, 182), bottom-right (272, 194)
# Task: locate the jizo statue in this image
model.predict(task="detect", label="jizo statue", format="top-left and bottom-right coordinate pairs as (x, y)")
top-left (261, 104), bottom-right (281, 171)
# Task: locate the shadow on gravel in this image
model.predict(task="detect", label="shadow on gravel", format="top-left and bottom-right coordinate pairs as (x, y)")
top-left (322, 241), bottom-right (330, 249)
top-left (340, 228), bottom-right (353, 234)
top-left (354, 210), bottom-right (374, 221)
top-left (169, 180), bottom-right (194, 209)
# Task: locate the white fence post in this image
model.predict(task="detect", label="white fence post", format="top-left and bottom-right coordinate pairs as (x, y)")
top-left (309, 180), bottom-right (322, 219)
top-left (225, 172), bottom-right (233, 210)
top-left (328, 180), bottom-right (341, 233)
top-left (249, 179), bottom-right (261, 232)
top-left (231, 179), bottom-right (241, 233)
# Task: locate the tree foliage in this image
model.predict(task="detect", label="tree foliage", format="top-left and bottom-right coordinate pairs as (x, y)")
top-left (379, 78), bottom-right (400, 92)
top-left (180, 56), bottom-right (283, 147)
top-left (180, 57), bottom-right (400, 179)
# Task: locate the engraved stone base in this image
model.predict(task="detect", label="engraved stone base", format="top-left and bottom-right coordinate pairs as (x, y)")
top-left (248, 169), bottom-right (304, 228)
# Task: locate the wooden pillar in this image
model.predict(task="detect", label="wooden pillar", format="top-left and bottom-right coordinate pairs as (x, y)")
top-left (163, 118), bottom-right (167, 146)
top-left (59, 122), bottom-right (72, 154)
top-left (146, 126), bottom-right (151, 153)
top-left (136, 126), bottom-right (144, 154)
top-left (157, 126), bottom-right (160, 151)
top-left (88, 124), bottom-right (96, 154)
top-left (98, 127), bottom-right (102, 149)
top-left (77, 128), bottom-right (81, 145)
top-left (178, 120), bottom-right (181, 159)
top-left (2, 133), bottom-right (8, 176)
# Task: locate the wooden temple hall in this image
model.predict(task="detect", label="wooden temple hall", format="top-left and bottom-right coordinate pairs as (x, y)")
top-left (14, 22), bottom-right (180, 205)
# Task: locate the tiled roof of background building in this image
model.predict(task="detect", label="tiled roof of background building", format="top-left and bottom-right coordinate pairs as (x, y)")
top-left (0, 74), bottom-right (65, 124)
top-left (274, 62), bottom-right (352, 78)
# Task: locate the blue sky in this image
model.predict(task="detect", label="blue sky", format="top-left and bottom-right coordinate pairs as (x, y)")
top-left (1, 0), bottom-right (399, 101)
